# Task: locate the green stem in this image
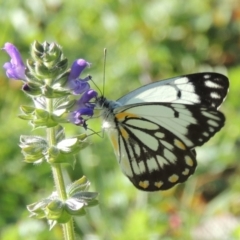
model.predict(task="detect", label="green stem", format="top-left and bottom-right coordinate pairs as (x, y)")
top-left (46, 98), bottom-right (75, 240)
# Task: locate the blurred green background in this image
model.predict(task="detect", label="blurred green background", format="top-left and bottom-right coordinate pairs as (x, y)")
top-left (0, 0), bottom-right (240, 239)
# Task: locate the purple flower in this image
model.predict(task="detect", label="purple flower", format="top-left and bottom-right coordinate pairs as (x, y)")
top-left (68, 59), bottom-right (92, 95)
top-left (68, 79), bottom-right (90, 95)
top-left (2, 43), bottom-right (26, 80)
top-left (77, 89), bottom-right (98, 109)
top-left (69, 89), bottom-right (98, 129)
top-left (69, 59), bottom-right (90, 79)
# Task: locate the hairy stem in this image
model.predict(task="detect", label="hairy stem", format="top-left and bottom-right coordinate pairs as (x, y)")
top-left (46, 97), bottom-right (75, 240)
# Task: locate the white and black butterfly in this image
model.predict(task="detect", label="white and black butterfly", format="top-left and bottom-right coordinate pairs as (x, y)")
top-left (96, 72), bottom-right (229, 191)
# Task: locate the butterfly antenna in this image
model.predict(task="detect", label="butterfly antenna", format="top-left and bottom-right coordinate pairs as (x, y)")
top-left (88, 48), bottom-right (107, 97)
top-left (89, 76), bottom-right (102, 95)
top-left (102, 48), bottom-right (107, 97)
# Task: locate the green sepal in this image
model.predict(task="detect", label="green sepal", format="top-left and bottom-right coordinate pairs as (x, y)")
top-left (47, 146), bottom-right (60, 163)
top-left (32, 109), bottom-right (58, 128)
top-left (51, 111), bottom-right (70, 124)
top-left (26, 56), bottom-right (67, 81)
top-left (56, 135), bottom-right (88, 155)
top-left (19, 105), bottom-right (36, 121)
top-left (67, 176), bottom-right (90, 196)
top-left (22, 82), bottom-right (42, 96)
top-left (55, 125), bottom-right (65, 143)
top-left (53, 97), bottom-right (76, 112)
top-left (53, 58), bottom-right (68, 74)
top-left (71, 192), bottom-right (99, 208)
top-left (30, 41), bottom-right (44, 62)
top-left (65, 198), bottom-right (87, 216)
top-left (84, 199), bottom-right (99, 208)
top-left (32, 120), bottom-right (58, 129)
top-left (20, 135), bottom-right (47, 163)
top-left (26, 59), bottom-right (47, 81)
top-left (53, 97), bottom-right (76, 117)
top-left (45, 199), bottom-right (64, 220)
top-left (66, 177), bottom-right (99, 208)
top-left (41, 42), bottom-right (65, 66)
top-left (25, 60), bottom-right (44, 84)
top-left (19, 108), bottom-right (62, 128)
top-left (35, 62), bottom-right (53, 78)
top-left (20, 105), bottom-right (36, 114)
top-left (18, 114), bottom-right (34, 121)
top-left (27, 197), bottom-right (52, 219)
top-left (52, 69), bottom-right (70, 86)
top-left (27, 179), bottom-right (98, 228)
top-left (47, 147), bottom-right (76, 166)
top-left (35, 108), bottom-right (49, 119)
top-left (27, 42), bottom-right (68, 82)
top-left (41, 84), bottom-right (70, 98)
top-left (55, 210), bottom-right (72, 224)
top-left (45, 134), bottom-right (89, 162)
top-left (23, 155), bottom-right (45, 164)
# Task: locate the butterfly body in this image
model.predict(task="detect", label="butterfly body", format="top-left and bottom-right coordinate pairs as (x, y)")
top-left (96, 73), bottom-right (229, 191)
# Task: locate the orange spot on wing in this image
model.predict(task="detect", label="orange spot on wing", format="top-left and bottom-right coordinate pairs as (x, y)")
top-left (139, 180), bottom-right (149, 189)
top-left (110, 133), bottom-right (119, 153)
top-left (115, 112), bottom-right (139, 121)
top-left (119, 126), bottom-right (129, 139)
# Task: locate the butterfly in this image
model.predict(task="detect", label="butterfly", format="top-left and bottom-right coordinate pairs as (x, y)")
top-left (96, 72), bottom-right (229, 191)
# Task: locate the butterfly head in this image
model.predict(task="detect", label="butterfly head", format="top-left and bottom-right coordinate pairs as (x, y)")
top-left (96, 96), bottom-right (122, 110)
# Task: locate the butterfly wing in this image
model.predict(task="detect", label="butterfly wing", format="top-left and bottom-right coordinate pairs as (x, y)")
top-left (117, 72), bottom-right (229, 109)
top-left (99, 72), bottom-right (228, 191)
top-left (104, 103), bottom-right (225, 191)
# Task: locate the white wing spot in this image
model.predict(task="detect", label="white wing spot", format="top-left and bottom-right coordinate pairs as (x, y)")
top-left (129, 128), bottom-right (159, 151)
top-left (210, 92), bottom-right (221, 99)
top-left (174, 77), bottom-right (189, 84)
top-left (204, 80), bottom-right (223, 88)
top-left (132, 160), bottom-right (140, 175)
top-left (185, 156), bottom-right (194, 167)
top-left (164, 149), bottom-right (177, 163)
top-left (146, 158), bottom-right (159, 172)
top-left (202, 111), bottom-right (221, 120)
top-left (161, 140), bottom-right (174, 150)
top-left (138, 161), bottom-right (146, 174)
top-left (182, 168), bottom-right (190, 175)
top-left (207, 120), bottom-right (219, 127)
top-left (155, 132), bottom-right (165, 139)
top-left (133, 144), bottom-right (141, 157)
top-left (168, 174), bottom-right (179, 183)
top-left (204, 74), bottom-right (211, 79)
top-left (126, 119), bottom-right (159, 130)
top-left (156, 155), bottom-right (169, 168)
top-left (209, 127), bottom-right (215, 132)
top-left (203, 132), bottom-right (209, 137)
